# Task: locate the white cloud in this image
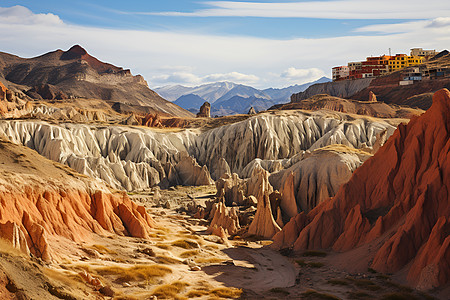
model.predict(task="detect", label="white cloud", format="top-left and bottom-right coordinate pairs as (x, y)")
top-left (281, 67), bottom-right (326, 82)
top-left (0, 5), bottom-right (62, 25)
top-left (150, 71), bottom-right (259, 86)
top-left (147, 0), bottom-right (450, 20)
top-left (427, 17), bottom-right (450, 28)
top-left (0, 5), bottom-right (449, 89)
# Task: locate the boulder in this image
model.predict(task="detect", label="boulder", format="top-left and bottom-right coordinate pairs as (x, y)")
top-left (368, 91), bottom-right (377, 102)
top-left (196, 102), bottom-right (211, 118)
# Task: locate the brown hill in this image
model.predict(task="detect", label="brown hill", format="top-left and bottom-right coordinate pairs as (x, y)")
top-left (273, 89), bottom-right (450, 290)
top-left (274, 94), bottom-right (423, 119)
top-left (0, 45), bottom-right (193, 118)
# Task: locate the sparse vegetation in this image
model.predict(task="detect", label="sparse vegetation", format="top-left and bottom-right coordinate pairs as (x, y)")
top-left (352, 279), bottom-right (381, 291)
top-left (156, 255), bottom-right (183, 264)
top-left (301, 289), bottom-right (341, 300)
top-left (381, 292), bottom-right (419, 300)
top-left (186, 289), bottom-right (209, 298)
top-left (210, 287), bottom-right (242, 298)
top-left (179, 250), bottom-right (201, 258)
top-left (348, 291), bottom-right (371, 299)
top-left (270, 287), bottom-right (290, 296)
top-left (302, 250), bottom-right (327, 257)
top-left (308, 262), bottom-right (325, 268)
top-left (96, 264), bottom-right (172, 283)
top-left (328, 279), bottom-right (350, 286)
top-left (155, 243), bottom-right (171, 250)
top-left (194, 257), bottom-right (225, 264)
top-left (171, 239), bottom-right (199, 249)
top-left (152, 281), bottom-right (189, 299)
top-left (295, 259), bottom-right (307, 266)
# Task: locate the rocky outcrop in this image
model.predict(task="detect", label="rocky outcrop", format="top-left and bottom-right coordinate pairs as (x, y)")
top-left (291, 78), bottom-right (373, 102)
top-left (26, 84), bottom-right (67, 100)
top-left (0, 110), bottom-right (397, 192)
top-left (197, 102), bottom-right (211, 118)
top-left (368, 91), bottom-right (377, 102)
top-left (207, 202), bottom-right (240, 235)
top-left (277, 94), bottom-right (423, 119)
top-left (172, 155), bottom-right (214, 186)
top-left (0, 46), bottom-right (193, 118)
top-left (248, 107), bottom-right (256, 115)
top-left (271, 145), bottom-right (370, 215)
top-left (272, 89), bottom-right (450, 290)
top-left (248, 194), bottom-right (281, 238)
top-left (0, 138), bottom-right (155, 261)
top-left (210, 157), bottom-right (231, 180)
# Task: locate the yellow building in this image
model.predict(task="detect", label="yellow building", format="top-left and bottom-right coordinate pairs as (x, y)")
top-left (388, 54), bottom-right (423, 72)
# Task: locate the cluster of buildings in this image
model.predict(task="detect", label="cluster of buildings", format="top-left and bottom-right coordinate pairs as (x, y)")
top-left (332, 48), bottom-right (437, 81)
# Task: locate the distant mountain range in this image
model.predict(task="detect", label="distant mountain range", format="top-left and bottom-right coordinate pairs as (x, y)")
top-left (155, 77), bottom-right (331, 116)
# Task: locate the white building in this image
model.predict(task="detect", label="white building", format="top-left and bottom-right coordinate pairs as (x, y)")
top-left (332, 65), bottom-right (349, 81)
top-left (410, 48), bottom-right (436, 57)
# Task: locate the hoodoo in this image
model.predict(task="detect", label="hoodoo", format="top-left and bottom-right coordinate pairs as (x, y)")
top-left (273, 89), bottom-right (450, 290)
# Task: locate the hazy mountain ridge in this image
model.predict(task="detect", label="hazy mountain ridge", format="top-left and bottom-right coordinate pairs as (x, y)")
top-left (157, 77), bottom-right (331, 115)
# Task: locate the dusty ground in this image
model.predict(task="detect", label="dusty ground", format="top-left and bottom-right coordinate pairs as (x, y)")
top-left (0, 185), bottom-right (445, 299)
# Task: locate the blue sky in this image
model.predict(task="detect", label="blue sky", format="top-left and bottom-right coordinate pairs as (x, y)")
top-left (1, 1), bottom-right (450, 88)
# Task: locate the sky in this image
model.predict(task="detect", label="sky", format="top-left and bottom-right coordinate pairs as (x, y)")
top-left (0, 1), bottom-right (450, 89)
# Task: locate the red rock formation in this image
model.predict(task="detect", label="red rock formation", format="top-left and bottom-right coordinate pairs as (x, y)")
top-left (0, 188), bottom-right (155, 261)
top-left (272, 88), bottom-right (450, 289)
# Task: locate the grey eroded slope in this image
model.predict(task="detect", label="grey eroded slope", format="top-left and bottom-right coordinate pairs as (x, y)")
top-left (0, 110), bottom-right (398, 191)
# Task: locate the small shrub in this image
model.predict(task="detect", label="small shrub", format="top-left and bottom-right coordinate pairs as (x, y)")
top-left (348, 291), bottom-right (371, 299)
top-left (186, 289), bottom-right (209, 297)
top-left (195, 257), bottom-right (225, 264)
top-left (171, 239), bottom-right (199, 249)
top-left (295, 259), bottom-right (307, 267)
top-left (155, 243), bottom-right (171, 250)
top-left (353, 279), bottom-right (381, 291)
top-left (301, 289), bottom-right (341, 300)
top-left (179, 250), bottom-right (200, 258)
top-left (152, 281), bottom-right (189, 299)
top-left (328, 279), bottom-right (350, 286)
top-left (381, 292), bottom-right (419, 300)
top-left (156, 256), bottom-right (183, 265)
top-left (302, 250), bottom-right (327, 257)
top-left (308, 262), bottom-right (325, 268)
top-left (96, 264), bottom-right (172, 283)
top-left (210, 287), bottom-right (242, 298)
top-left (270, 287), bottom-right (290, 296)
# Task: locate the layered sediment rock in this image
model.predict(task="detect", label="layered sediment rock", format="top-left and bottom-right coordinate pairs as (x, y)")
top-left (272, 89), bottom-right (450, 290)
top-left (0, 138), bottom-right (155, 261)
top-left (0, 110), bottom-right (397, 192)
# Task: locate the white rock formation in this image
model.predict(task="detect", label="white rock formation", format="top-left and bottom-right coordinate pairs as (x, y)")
top-left (0, 110), bottom-right (397, 192)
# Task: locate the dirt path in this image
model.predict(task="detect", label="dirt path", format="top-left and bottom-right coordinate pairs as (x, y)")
top-left (202, 246), bottom-right (296, 294)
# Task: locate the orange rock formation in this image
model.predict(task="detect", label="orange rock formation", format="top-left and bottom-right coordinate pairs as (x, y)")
top-left (273, 89), bottom-right (450, 290)
top-left (0, 139), bottom-right (155, 262)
